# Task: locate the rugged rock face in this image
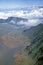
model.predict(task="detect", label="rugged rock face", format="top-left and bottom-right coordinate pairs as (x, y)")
top-left (24, 24), bottom-right (43, 65)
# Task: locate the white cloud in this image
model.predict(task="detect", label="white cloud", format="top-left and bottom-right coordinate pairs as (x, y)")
top-left (17, 21), bottom-right (25, 25)
top-left (28, 19), bottom-right (41, 26)
top-left (0, 8), bottom-right (43, 19)
top-left (28, 8), bottom-right (43, 18)
top-left (0, 10), bottom-right (26, 19)
top-left (0, 12), bottom-right (7, 19)
top-left (10, 20), bottom-right (15, 24)
top-left (17, 19), bottom-right (41, 26)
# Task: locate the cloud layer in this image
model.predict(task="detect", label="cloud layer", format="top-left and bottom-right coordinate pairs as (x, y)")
top-left (0, 7), bottom-right (43, 19)
top-left (0, 7), bottom-right (43, 26)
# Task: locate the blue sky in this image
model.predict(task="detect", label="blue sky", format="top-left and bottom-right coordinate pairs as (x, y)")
top-left (0, 0), bottom-right (43, 9)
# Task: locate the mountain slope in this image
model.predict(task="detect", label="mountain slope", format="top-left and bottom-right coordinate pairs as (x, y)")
top-left (24, 24), bottom-right (43, 65)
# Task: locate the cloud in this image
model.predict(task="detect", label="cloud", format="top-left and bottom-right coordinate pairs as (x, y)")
top-left (28, 19), bottom-right (41, 26)
top-left (0, 7), bottom-right (43, 26)
top-left (0, 7), bottom-right (43, 19)
top-left (17, 19), bottom-right (41, 26)
top-left (0, 10), bottom-right (26, 19)
top-left (10, 20), bottom-right (15, 24)
top-left (28, 8), bottom-right (43, 18)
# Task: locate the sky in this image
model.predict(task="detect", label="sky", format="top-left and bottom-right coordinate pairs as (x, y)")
top-left (0, 0), bottom-right (43, 9)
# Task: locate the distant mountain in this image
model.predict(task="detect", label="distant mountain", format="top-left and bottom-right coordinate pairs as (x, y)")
top-left (0, 17), bottom-right (28, 29)
top-left (0, 17), bottom-right (28, 24)
top-left (24, 24), bottom-right (43, 65)
top-left (0, 19), bottom-right (5, 23)
top-left (0, 16), bottom-right (43, 29)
